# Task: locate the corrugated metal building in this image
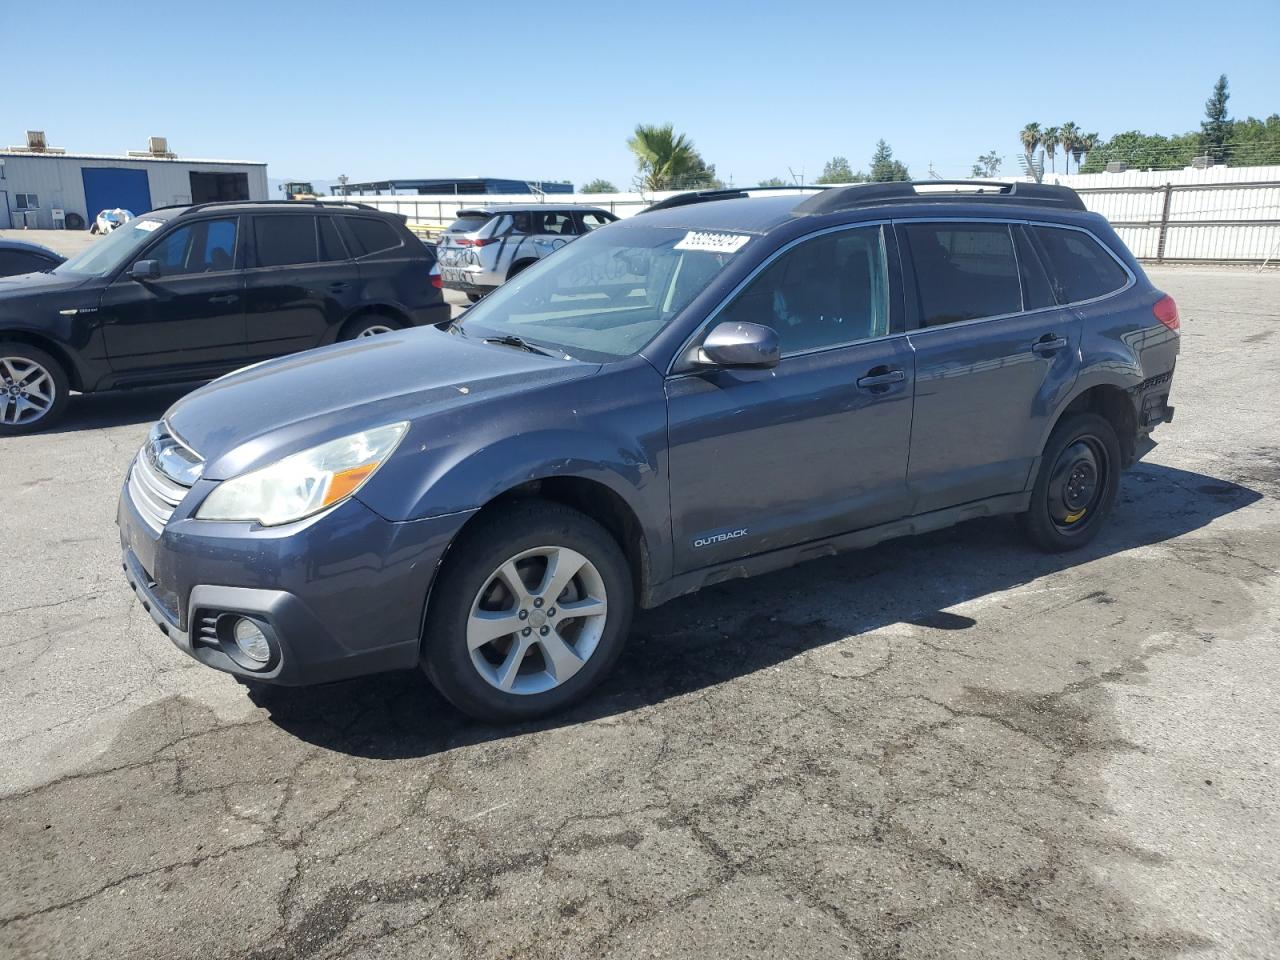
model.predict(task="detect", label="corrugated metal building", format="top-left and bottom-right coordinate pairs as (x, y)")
top-left (0, 132), bottom-right (268, 230)
top-left (339, 177), bottom-right (574, 196)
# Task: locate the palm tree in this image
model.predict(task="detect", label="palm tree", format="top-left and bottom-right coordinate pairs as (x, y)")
top-left (1078, 132), bottom-right (1100, 170)
top-left (1058, 122), bottom-right (1081, 175)
top-left (1041, 125), bottom-right (1060, 175)
top-left (626, 123), bottom-right (700, 191)
top-left (1019, 123), bottom-right (1042, 181)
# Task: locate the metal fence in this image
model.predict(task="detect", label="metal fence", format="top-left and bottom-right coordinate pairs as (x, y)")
top-left (326, 174), bottom-right (1280, 264)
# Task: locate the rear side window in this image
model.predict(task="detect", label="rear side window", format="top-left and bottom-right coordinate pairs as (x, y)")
top-left (903, 222), bottom-right (1022, 327)
top-left (1014, 226), bottom-right (1057, 311)
top-left (581, 212), bottom-right (614, 231)
top-left (254, 216), bottom-right (318, 267)
top-left (345, 217), bottom-right (402, 256)
top-left (534, 211), bottom-right (578, 236)
top-left (1033, 226), bottom-right (1129, 303)
top-left (317, 217), bottom-right (347, 262)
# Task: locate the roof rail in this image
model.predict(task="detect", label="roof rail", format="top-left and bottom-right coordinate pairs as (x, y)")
top-left (793, 180), bottom-right (1086, 216)
top-left (167, 199), bottom-right (379, 217)
top-left (641, 188), bottom-right (751, 214)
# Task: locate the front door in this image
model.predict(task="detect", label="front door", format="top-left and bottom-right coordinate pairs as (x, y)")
top-left (666, 224), bottom-right (915, 574)
top-left (897, 220), bottom-right (1080, 514)
top-left (100, 216), bottom-right (246, 374)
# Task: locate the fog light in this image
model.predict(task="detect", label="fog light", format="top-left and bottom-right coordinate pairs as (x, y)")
top-left (231, 618), bottom-right (271, 665)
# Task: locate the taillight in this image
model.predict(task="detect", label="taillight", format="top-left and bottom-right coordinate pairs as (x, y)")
top-left (1153, 294), bottom-right (1180, 332)
top-left (458, 237), bottom-right (498, 247)
top-left (431, 272), bottom-right (442, 289)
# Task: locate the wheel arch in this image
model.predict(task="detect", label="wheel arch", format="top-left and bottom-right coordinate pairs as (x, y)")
top-left (507, 258), bottom-right (538, 281)
top-left (1048, 382), bottom-right (1139, 467)
top-left (0, 329), bottom-right (86, 391)
top-left (336, 303), bottom-right (411, 341)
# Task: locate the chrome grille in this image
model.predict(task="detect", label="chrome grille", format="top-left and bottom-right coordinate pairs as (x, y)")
top-left (128, 452), bottom-right (191, 533)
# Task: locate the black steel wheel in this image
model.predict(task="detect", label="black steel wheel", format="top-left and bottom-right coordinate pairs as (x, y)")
top-left (1019, 412), bottom-right (1121, 552)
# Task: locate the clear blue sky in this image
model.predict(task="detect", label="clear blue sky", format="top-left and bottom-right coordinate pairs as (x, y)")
top-left (12, 0), bottom-right (1280, 188)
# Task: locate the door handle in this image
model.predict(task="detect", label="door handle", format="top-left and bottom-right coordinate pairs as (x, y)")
top-left (1032, 335), bottom-right (1068, 355)
top-left (856, 368), bottom-right (906, 390)
top-left (208, 294), bottom-right (239, 304)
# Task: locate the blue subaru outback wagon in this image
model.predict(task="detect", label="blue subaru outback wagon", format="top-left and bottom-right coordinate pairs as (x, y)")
top-left (118, 181), bottom-right (1179, 722)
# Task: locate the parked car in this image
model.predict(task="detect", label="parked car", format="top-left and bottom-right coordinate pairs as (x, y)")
top-left (117, 181), bottom-right (1179, 723)
top-left (437, 204), bottom-right (618, 301)
top-left (0, 239), bottom-right (64, 278)
top-left (92, 208), bottom-right (135, 234)
top-left (0, 200), bottom-right (448, 433)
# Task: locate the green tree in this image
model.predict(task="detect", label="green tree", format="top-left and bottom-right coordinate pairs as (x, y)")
top-left (868, 140), bottom-right (909, 181)
top-left (1226, 114), bottom-right (1280, 166)
top-left (580, 178), bottom-right (618, 193)
top-left (1078, 129), bottom-right (1201, 173)
top-left (816, 156), bottom-right (855, 183)
top-left (1019, 123), bottom-right (1043, 182)
top-left (757, 176), bottom-right (789, 187)
top-left (1058, 122), bottom-right (1081, 174)
top-left (1041, 125), bottom-right (1060, 174)
top-left (970, 150), bottom-right (1002, 178)
top-left (1201, 74), bottom-right (1231, 158)
top-left (627, 123), bottom-right (708, 191)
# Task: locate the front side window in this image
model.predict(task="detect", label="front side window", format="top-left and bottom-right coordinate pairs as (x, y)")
top-left (146, 218), bottom-right (238, 277)
top-left (1033, 226), bottom-right (1129, 304)
top-left (457, 223), bottom-right (744, 361)
top-left (903, 222), bottom-right (1022, 327)
top-left (0, 250), bottom-right (54, 275)
top-left (715, 226), bottom-right (891, 355)
top-left (254, 215), bottom-right (318, 267)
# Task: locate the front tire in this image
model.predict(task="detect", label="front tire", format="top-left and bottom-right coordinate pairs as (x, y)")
top-left (0, 343), bottom-right (69, 434)
top-left (421, 501), bottom-right (634, 723)
top-left (1018, 412), bottom-right (1121, 552)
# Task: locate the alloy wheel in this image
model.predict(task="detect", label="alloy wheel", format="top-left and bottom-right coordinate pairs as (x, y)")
top-left (467, 545), bottom-right (609, 695)
top-left (0, 356), bottom-right (56, 427)
top-left (357, 324), bottom-right (394, 338)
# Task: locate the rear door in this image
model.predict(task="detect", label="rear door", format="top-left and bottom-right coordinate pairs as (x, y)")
top-left (666, 223), bottom-right (915, 573)
top-left (100, 216), bottom-right (247, 373)
top-left (898, 219), bottom-right (1080, 514)
top-left (243, 213), bottom-right (359, 357)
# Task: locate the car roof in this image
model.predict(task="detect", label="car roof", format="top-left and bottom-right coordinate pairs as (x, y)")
top-left (456, 204), bottom-right (615, 217)
top-left (616, 194), bottom-right (800, 235)
top-left (147, 200), bottom-right (390, 219)
top-left (0, 238), bottom-right (62, 258)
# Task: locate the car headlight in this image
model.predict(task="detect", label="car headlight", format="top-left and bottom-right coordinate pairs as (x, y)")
top-left (196, 423), bottom-right (408, 526)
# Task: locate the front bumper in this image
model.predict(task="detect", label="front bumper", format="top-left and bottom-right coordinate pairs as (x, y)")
top-left (117, 483), bottom-right (474, 685)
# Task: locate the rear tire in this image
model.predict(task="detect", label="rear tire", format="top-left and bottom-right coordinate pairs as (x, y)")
top-left (340, 314), bottom-right (401, 340)
top-left (0, 342), bottom-right (69, 434)
top-left (508, 259), bottom-right (536, 281)
top-left (421, 501), bottom-right (634, 723)
top-left (1018, 412), bottom-right (1121, 552)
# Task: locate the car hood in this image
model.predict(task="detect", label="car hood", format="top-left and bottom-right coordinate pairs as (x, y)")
top-left (0, 271), bottom-right (92, 299)
top-left (166, 328), bottom-right (600, 480)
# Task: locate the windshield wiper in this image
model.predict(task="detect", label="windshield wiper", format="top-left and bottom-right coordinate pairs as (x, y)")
top-left (482, 334), bottom-right (556, 358)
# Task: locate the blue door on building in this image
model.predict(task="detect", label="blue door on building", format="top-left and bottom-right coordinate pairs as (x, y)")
top-left (82, 167), bottom-right (153, 220)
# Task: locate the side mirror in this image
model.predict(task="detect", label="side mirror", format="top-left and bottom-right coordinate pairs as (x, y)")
top-left (130, 260), bottom-right (160, 281)
top-left (699, 321), bottom-right (779, 369)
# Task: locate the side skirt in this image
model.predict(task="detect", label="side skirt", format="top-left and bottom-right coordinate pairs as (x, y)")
top-left (643, 491), bottom-right (1032, 608)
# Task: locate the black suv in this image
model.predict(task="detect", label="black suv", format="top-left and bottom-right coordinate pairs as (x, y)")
top-left (116, 181), bottom-right (1178, 723)
top-left (0, 200), bottom-right (448, 433)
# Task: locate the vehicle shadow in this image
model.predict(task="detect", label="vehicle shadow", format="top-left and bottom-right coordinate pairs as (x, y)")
top-left (44, 384), bottom-right (199, 434)
top-left (250, 460), bottom-right (1262, 758)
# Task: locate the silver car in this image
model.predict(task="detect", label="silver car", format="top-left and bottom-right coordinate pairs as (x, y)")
top-left (437, 205), bottom-right (618, 301)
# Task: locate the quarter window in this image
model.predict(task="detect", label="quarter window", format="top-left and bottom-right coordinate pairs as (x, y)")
top-left (345, 217), bottom-right (401, 255)
top-left (903, 222), bottom-right (1022, 327)
top-left (1014, 226), bottom-right (1057, 311)
top-left (145, 218), bottom-right (238, 277)
top-left (254, 216), bottom-right (318, 267)
top-left (715, 226), bottom-right (891, 356)
top-left (317, 217), bottom-right (347, 262)
top-left (1033, 226), bottom-right (1129, 303)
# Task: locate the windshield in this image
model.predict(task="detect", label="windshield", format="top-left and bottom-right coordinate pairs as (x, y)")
top-left (457, 223), bottom-right (748, 361)
top-left (55, 217), bottom-right (169, 277)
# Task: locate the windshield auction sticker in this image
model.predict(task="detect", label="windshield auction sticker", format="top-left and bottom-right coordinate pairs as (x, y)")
top-left (674, 231), bottom-right (752, 254)
top-left (134, 220), bottom-right (162, 232)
